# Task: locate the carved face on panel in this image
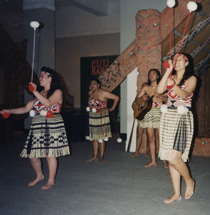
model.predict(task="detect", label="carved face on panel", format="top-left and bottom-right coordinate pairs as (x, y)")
top-left (135, 10), bottom-right (161, 50)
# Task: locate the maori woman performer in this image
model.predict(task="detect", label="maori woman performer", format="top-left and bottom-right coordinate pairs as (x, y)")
top-left (87, 77), bottom-right (119, 163)
top-left (136, 69), bottom-right (168, 168)
top-left (157, 53), bottom-right (196, 203)
top-left (1, 67), bottom-right (70, 189)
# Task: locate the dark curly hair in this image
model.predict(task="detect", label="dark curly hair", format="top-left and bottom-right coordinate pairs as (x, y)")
top-left (171, 53), bottom-right (194, 86)
top-left (41, 66), bottom-right (64, 100)
top-left (147, 69), bottom-right (161, 86)
top-left (90, 76), bottom-right (101, 88)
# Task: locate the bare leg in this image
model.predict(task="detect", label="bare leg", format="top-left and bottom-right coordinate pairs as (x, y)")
top-left (145, 127), bottom-right (157, 167)
top-left (145, 131), bottom-right (150, 157)
top-left (87, 140), bottom-right (99, 162)
top-left (155, 128), bottom-right (160, 154)
top-left (163, 160), bottom-right (169, 168)
top-left (164, 163), bottom-right (182, 203)
top-left (28, 158), bottom-right (44, 186)
top-left (41, 156), bottom-right (57, 190)
top-left (156, 128), bottom-right (168, 168)
top-left (131, 124), bottom-right (144, 157)
top-left (164, 150), bottom-right (195, 203)
top-left (99, 141), bottom-right (106, 162)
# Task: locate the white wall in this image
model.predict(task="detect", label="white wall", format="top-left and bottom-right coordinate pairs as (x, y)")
top-left (120, 0), bottom-right (166, 151)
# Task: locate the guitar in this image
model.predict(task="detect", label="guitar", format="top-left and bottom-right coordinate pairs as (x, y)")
top-left (133, 95), bottom-right (154, 121)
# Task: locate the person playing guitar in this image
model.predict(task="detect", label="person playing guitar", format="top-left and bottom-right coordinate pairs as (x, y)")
top-left (131, 82), bottom-right (150, 157)
top-left (136, 69), bottom-right (168, 168)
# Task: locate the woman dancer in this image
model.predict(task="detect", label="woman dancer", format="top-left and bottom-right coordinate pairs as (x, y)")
top-left (136, 69), bottom-right (168, 168)
top-left (157, 53), bottom-right (196, 203)
top-left (87, 77), bottom-right (119, 162)
top-left (2, 67), bottom-right (70, 189)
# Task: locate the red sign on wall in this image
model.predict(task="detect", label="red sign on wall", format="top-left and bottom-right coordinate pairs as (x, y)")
top-left (91, 59), bottom-right (110, 75)
top-left (80, 55), bottom-right (118, 111)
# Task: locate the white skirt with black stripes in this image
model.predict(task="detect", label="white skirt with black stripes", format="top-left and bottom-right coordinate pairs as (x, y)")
top-left (89, 108), bottom-right (112, 141)
top-left (20, 114), bottom-right (70, 158)
top-left (158, 108), bottom-right (194, 162)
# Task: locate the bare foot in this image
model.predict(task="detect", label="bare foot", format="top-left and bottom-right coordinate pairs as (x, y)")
top-left (164, 194), bottom-right (182, 203)
top-left (163, 160), bottom-right (169, 168)
top-left (185, 179), bottom-right (195, 199)
top-left (145, 154), bottom-right (150, 157)
top-left (131, 152), bottom-right (139, 157)
top-left (87, 157), bottom-right (98, 162)
top-left (41, 182), bottom-right (55, 190)
top-left (100, 158), bottom-right (106, 163)
top-left (145, 162), bottom-right (157, 167)
top-left (28, 175), bottom-right (44, 186)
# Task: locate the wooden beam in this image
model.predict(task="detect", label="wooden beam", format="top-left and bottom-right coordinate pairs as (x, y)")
top-left (163, 12), bottom-right (210, 60)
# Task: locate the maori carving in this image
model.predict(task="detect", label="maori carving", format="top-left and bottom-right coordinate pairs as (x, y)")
top-left (195, 53), bottom-right (210, 71)
top-left (190, 35), bottom-right (210, 59)
top-left (163, 12), bottom-right (210, 60)
top-left (99, 0), bottom-right (204, 93)
top-left (99, 9), bottom-right (161, 93)
top-left (160, 0), bottom-right (203, 40)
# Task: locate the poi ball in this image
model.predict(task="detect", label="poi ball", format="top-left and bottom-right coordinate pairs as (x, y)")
top-left (92, 108), bottom-right (96, 113)
top-left (187, 1), bottom-right (197, 12)
top-left (177, 105), bottom-right (186, 115)
top-left (163, 61), bottom-right (170, 68)
top-left (85, 136), bottom-right (90, 140)
top-left (98, 139), bottom-right (103, 143)
top-left (29, 110), bottom-right (36, 117)
top-left (104, 137), bottom-right (109, 142)
top-left (160, 104), bottom-right (168, 114)
top-left (117, 138), bottom-right (122, 143)
top-left (29, 84), bottom-right (35, 92)
top-left (2, 112), bottom-right (10, 119)
top-left (30, 21), bottom-right (40, 29)
top-left (40, 110), bottom-right (47, 116)
top-left (86, 107), bottom-right (90, 112)
top-left (167, 0), bottom-right (176, 8)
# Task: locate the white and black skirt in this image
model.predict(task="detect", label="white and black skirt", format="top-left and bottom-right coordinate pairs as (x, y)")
top-left (89, 108), bottom-right (112, 141)
top-left (140, 107), bottom-right (162, 129)
top-left (20, 114), bottom-right (70, 158)
top-left (158, 108), bottom-right (194, 162)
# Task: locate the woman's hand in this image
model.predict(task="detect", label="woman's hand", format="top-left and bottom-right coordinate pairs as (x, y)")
top-left (154, 91), bottom-right (160, 98)
top-left (1, 109), bottom-right (12, 114)
top-left (167, 78), bottom-right (174, 87)
top-left (142, 94), bottom-right (148, 101)
top-left (109, 107), bottom-right (115, 112)
top-left (29, 82), bottom-right (37, 92)
top-left (166, 60), bottom-right (173, 72)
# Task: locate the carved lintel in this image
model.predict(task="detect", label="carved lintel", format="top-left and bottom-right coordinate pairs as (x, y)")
top-left (99, 9), bottom-right (161, 92)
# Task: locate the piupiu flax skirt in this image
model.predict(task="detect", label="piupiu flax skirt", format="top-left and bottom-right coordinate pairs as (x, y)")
top-left (140, 107), bottom-right (161, 129)
top-left (89, 108), bottom-right (112, 141)
top-left (158, 108), bottom-right (194, 162)
top-left (20, 114), bottom-right (70, 158)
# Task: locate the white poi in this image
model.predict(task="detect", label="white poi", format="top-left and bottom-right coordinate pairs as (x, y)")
top-left (29, 21), bottom-right (40, 85)
top-left (187, 1), bottom-right (197, 12)
top-left (30, 21), bottom-right (40, 29)
top-left (167, 0), bottom-right (176, 8)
